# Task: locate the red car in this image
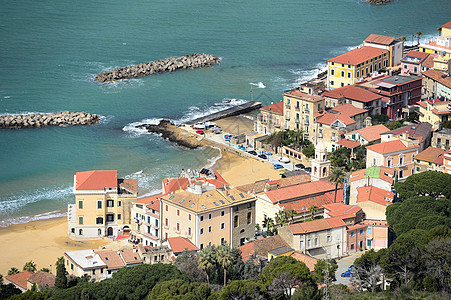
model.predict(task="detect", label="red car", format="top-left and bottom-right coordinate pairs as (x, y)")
top-left (195, 130), bottom-right (204, 135)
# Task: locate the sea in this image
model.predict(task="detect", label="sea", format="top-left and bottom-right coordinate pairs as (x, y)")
top-left (0, 0), bottom-right (450, 226)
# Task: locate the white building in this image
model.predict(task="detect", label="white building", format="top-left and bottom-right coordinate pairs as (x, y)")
top-left (130, 194), bottom-right (161, 247)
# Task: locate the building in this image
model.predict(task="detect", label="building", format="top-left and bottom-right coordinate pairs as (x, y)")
top-left (27, 271), bottom-right (56, 291)
top-left (418, 98), bottom-right (451, 126)
top-left (344, 124), bottom-right (390, 146)
top-left (323, 84), bottom-right (383, 115)
top-left (4, 271), bottom-right (33, 292)
top-left (349, 166), bottom-right (395, 204)
top-left (68, 170), bottom-right (138, 240)
top-left (433, 52), bottom-right (451, 74)
top-left (363, 34), bottom-right (403, 67)
top-left (278, 217), bottom-right (347, 259)
top-left (419, 35), bottom-right (451, 55)
top-left (238, 235), bottom-right (289, 262)
top-left (414, 146), bottom-right (448, 173)
top-left (310, 141), bottom-right (331, 181)
top-left (444, 152), bottom-right (451, 174)
top-left (137, 244), bottom-right (173, 264)
top-left (362, 220), bottom-right (390, 250)
top-left (421, 69), bottom-right (451, 100)
top-left (65, 250), bottom-right (107, 282)
top-left (327, 46), bottom-right (389, 89)
top-left (356, 75), bottom-right (422, 120)
top-left (314, 104), bottom-right (370, 151)
top-left (440, 20), bottom-right (451, 37)
top-left (265, 180), bottom-right (336, 206)
top-left (160, 185), bottom-right (256, 248)
top-left (130, 194), bottom-right (161, 247)
top-left (255, 101), bottom-right (284, 134)
top-left (322, 202), bottom-right (365, 226)
top-left (400, 50), bottom-right (434, 76)
top-left (282, 89), bottom-right (325, 140)
top-left (366, 134), bottom-right (420, 181)
top-left (380, 122), bottom-right (433, 152)
top-left (432, 127), bottom-right (451, 150)
top-left (347, 223), bottom-right (368, 252)
top-left (355, 186), bottom-right (394, 220)
top-left (162, 169), bottom-right (229, 195)
top-left (166, 236), bottom-right (199, 257)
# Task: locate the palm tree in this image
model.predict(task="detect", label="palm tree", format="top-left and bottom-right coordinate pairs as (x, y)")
top-left (198, 245), bottom-right (216, 285)
top-left (309, 205), bottom-right (318, 219)
top-left (400, 36), bottom-right (407, 43)
top-left (8, 267), bottom-right (19, 275)
top-left (23, 261), bottom-right (37, 272)
top-left (275, 210), bottom-right (288, 226)
top-left (287, 209), bottom-right (296, 224)
top-left (416, 32), bottom-right (423, 46)
top-left (216, 245), bottom-right (233, 286)
top-left (329, 166), bottom-right (347, 203)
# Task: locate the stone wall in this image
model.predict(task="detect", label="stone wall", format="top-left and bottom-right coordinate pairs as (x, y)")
top-left (366, 0), bottom-right (393, 5)
top-left (95, 53), bottom-right (221, 82)
top-left (0, 112), bottom-right (100, 129)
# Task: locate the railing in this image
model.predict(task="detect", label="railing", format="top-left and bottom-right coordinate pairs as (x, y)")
top-left (295, 106), bottom-right (300, 111)
top-left (285, 116), bottom-right (290, 121)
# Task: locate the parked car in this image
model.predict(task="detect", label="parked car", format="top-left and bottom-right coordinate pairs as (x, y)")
top-left (213, 128), bottom-right (222, 134)
top-left (273, 164), bottom-right (284, 170)
top-left (224, 134), bottom-right (235, 141)
top-left (238, 146), bottom-right (246, 151)
top-left (304, 167), bottom-right (312, 173)
top-left (348, 265), bottom-right (354, 271)
top-left (263, 151), bottom-right (272, 156)
top-left (193, 122), bottom-right (205, 129)
top-left (247, 150), bottom-right (258, 156)
top-left (195, 130), bottom-right (205, 135)
top-left (341, 270), bottom-right (352, 277)
top-left (295, 163), bottom-right (305, 169)
top-left (258, 154), bottom-right (267, 160)
top-left (278, 156), bottom-right (290, 163)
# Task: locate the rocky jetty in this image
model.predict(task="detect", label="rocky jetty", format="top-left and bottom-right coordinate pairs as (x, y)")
top-left (0, 112), bottom-right (100, 129)
top-left (95, 53), bottom-right (221, 82)
top-left (136, 120), bottom-right (205, 149)
top-left (366, 0), bottom-right (393, 5)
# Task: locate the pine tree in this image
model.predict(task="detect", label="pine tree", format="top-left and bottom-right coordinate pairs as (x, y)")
top-left (55, 257), bottom-right (67, 289)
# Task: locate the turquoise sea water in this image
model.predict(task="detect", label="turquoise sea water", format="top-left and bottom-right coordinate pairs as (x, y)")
top-left (0, 0), bottom-right (450, 225)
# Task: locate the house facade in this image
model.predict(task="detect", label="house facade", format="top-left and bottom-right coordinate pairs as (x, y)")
top-left (349, 166), bottom-right (395, 204)
top-left (255, 101), bottom-right (284, 135)
top-left (363, 34), bottom-right (403, 67)
top-left (130, 194), bottom-right (161, 247)
top-left (418, 98), bottom-right (451, 125)
top-left (432, 128), bottom-right (451, 150)
top-left (400, 50), bottom-right (433, 76)
top-left (413, 146), bottom-right (448, 173)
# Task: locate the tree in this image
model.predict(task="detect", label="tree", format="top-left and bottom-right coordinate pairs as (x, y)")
top-left (242, 258), bottom-right (260, 280)
top-left (55, 256), bottom-right (67, 289)
top-left (198, 245), bottom-right (217, 285)
top-left (292, 278), bottom-right (321, 300)
top-left (22, 261), bottom-right (37, 273)
top-left (302, 144), bottom-right (315, 158)
top-left (416, 31), bottom-right (423, 45)
top-left (351, 264), bottom-right (384, 293)
top-left (174, 250), bottom-right (207, 283)
top-left (218, 279), bottom-right (267, 300)
top-left (313, 259), bottom-right (338, 283)
top-left (216, 244), bottom-right (234, 286)
top-left (268, 271), bottom-right (301, 299)
top-left (308, 205), bottom-right (318, 219)
top-left (0, 283), bottom-right (22, 299)
top-left (329, 166), bottom-right (346, 203)
top-left (147, 279), bottom-right (211, 300)
top-left (422, 237), bottom-right (451, 292)
top-left (393, 171), bottom-right (451, 201)
top-left (40, 268), bottom-right (50, 273)
top-left (275, 210), bottom-right (289, 226)
top-left (287, 209), bottom-right (296, 225)
top-left (8, 268), bottom-right (19, 276)
top-left (400, 36), bottom-right (407, 43)
top-left (260, 256), bottom-right (311, 287)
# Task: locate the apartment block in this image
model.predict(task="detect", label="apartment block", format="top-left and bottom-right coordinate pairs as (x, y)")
top-left (363, 34), bottom-right (403, 67)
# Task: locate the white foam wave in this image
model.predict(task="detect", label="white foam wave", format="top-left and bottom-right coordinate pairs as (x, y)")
top-left (138, 189), bottom-right (164, 199)
top-left (124, 170), bottom-right (161, 192)
top-left (289, 62), bottom-right (328, 87)
top-left (0, 211), bottom-right (67, 227)
top-left (203, 146), bottom-right (223, 169)
top-left (0, 185), bottom-right (72, 215)
top-left (250, 82), bottom-right (266, 88)
top-left (122, 117), bottom-right (164, 136)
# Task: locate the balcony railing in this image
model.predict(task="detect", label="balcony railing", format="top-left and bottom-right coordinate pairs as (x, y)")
top-left (285, 116), bottom-right (290, 121)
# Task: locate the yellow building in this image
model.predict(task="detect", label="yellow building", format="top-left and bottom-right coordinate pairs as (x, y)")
top-left (418, 98), bottom-right (451, 125)
top-left (433, 53), bottom-right (451, 74)
top-left (441, 21), bottom-right (451, 37)
top-left (327, 46), bottom-right (389, 89)
top-left (282, 89), bottom-right (324, 142)
top-left (414, 146), bottom-right (447, 174)
top-left (160, 183), bottom-right (256, 248)
top-left (363, 34), bottom-right (404, 67)
top-left (68, 170), bottom-right (138, 239)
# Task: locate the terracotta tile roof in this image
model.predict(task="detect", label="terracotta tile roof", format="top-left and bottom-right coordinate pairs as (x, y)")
top-left (146, 198), bottom-right (161, 211)
top-left (237, 175), bottom-right (311, 195)
top-left (316, 112), bottom-right (356, 126)
top-left (323, 85), bottom-right (382, 103)
top-left (422, 69), bottom-right (451, 89)
top-left (331, 103), bottom-right (369, 116)
top-left (366, 140), bottom-right (418, 154)
top-left (95, 250), bottom-right (126, 270)
top-left (163, 177), bottom-right (190, 194)
top-left (422, 54), bottom-right (436, 68)
top-left (317, 104), bottom-right (368, 126)
top-left (383, 122), bottom-right (432, 143)
top-left (323, 189), bottom-right (344, 203)
top-left (118, 178), bottom-right (138, 194)
top-left (119, 249), bottom-right (143, 265)
top-left (135, 194), bottom-right (162, 205)
top-left (337, 138), bottom-right (361, 149)
top-left (443, 21), bottom-right (451, 29)
top-left (208, 171), bottom-right (230, 188)
top-left (261, 101), bottom-right (284, 115)
top-left (357, 186), bottom-right (394, 206)
top-left (328, 46), bottom-right (388, 66)
top-left (27, 271), bottom-right (56, 288)
top-left (414, 146), bottom-right (446, 164)
top-left (347, 124), bottom-right (389, 143)
top-left (364, 34), bottom-right (398, 45)
top-left (290, 251), bottom-right (318, 271)
top-left (323, 203), bottom-right (362, 218)
top-left (350, 166), bottom-right (394, 184)
top-left (287, 217), bottom-right (346, 234)
top-left (5, 271), bottom-right (33, 290)
top-left (283, 90), bottom-right (324, 102)
top-left (167, 237), bottom-right (199, 254)
top-left (237, 235), bottom-right (289, 262)
top-left (347, 222), bottom-right (368, 231)
top-left (279, 194), bottom-right (332, 213)
top-left (402, 50), bottom-right (430, 61)
top-left (265, 180), bottom-right (336, 204)
top-left (75, 170), bottom-right (117, 191)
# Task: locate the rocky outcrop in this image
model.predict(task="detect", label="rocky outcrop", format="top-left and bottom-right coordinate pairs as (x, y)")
top-left (0, 112), bottom-right (100, 129)
top-left (136, 120), bottom-right (205, 149)
top-left (366, 0), bottom-right (393, 5)
top-left (95, 53), bottom-right (221, 82)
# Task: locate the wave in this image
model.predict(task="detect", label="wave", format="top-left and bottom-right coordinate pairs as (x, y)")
top-left (0, 210), bottom-right (67, 228)
top-left (289, 62), bottom-right (328, 86)
top-left (250, 82), bottom-right (266, 88)
top-left (203, 146), bottom-right (223, 169)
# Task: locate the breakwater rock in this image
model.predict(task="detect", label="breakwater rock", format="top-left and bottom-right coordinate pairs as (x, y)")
top-left (366, 0), bottom-right (393, 5)
top-left (95, 53), bottom-right (221, 82)
top-left (0, 112), bottom-right (100, 129)
top-left (136, 120), bottom-right (205, 149)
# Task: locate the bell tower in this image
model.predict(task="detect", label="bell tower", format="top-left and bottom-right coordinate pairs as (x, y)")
top-left (311, 141), bottom-right (331, 181)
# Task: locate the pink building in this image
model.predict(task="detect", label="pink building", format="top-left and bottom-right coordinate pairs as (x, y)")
top-left (401, 50), bottom-right (435, 76)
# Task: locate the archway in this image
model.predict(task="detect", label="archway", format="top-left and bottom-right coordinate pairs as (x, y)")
top-left (107, 227), bottom-right (113, 236)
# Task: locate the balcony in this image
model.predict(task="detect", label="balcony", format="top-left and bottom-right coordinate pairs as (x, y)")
top-left (295, 119), bottom-right (300, 124)
top-left (295, 106), bottom-right (300, 111)
top-left (285, 115), bottom-right (290, 121)
top-left (285, 104), bottom-right (291, 109)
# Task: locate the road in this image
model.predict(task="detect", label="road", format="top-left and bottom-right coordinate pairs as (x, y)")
top-left (334, 251), bottom-right (364, 285)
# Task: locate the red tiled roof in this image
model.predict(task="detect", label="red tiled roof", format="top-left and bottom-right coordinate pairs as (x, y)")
top-left (347, 222), bottom-right (368, 231)
top-left (316, 104), bottom-right (368, 126)
top-left (135, 194), bottom-right (162, 205)
top-left (279, 195), bottom-right (332, 213)
top-left (316, 113), bottom-right (356, 126)
top-left (357, 186), bottom-right (394, 206)
top-left (96, 250), bottom-right (125, 270)
top-left (414, 146), bottom-right (446, 164)
top-left (118, 178), bottom-right (138, 194)
top-left (350, 166), bottom-right (394, 184)
top-left (5, 271), bottom-right (33, 290)
top-left (337, 138), bottom-right (361, 149)
top-left (265, 181), bottom-right (336, 204)
top-left (442, 21), bottom-right (451, 29)
top-left (163, 177), bottom-right (190, 194)
top-left (403, 50), bottom-right (430, 60)
top-left (283, 90), bottom-right (324, 102)
top-left (364, 34), bottom-right (397, 45)
top-left (323, 189), bottom-right (344, 203)
top-left (347, 124), bottom-right (389, 143)
top-left (290, 251), bottom-right (318, 271)
top-left (323, 203), bottom-right (362, 218)
top-left (120, 249), bottom-right (143, 265)
top-left (422, 69), bottom-right (451, 89)
top-left (28, 271), bottom-right (55, 288)
top-left (323, 85), bottom-right (381, 103)
top-left (75, 170), bottom-right (117, 191)
top-left (366, 140), bottom-right (418, 154)
top-left (261, 101), bottom-right (284, 115)
top-left (238, 235), bottom-right (289, 262)
top-left (331, 103), bottom-right (368, 116)
top-left (208, 171), bottom-right (230, 188)
top-left (287, 217), bottom-right (346, 234)
top-left (328, 46), bottom-right (388, 65)
top-left (422, 54), bottom-right (436, 68)
top-left (167, 237), bottom-right (199, 254)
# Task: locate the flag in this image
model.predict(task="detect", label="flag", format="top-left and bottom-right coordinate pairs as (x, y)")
top-left (250, 87), bottom-right (253, 94)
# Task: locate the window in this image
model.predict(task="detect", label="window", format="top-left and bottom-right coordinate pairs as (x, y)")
top-left (341, 82), bottom-right (344, 87)
top-left (200, 216), bottom-right (204, 222)
top-left (71, 263), bottom-right (74, 270)
top-left (107, 200), bottom-right (114, 207)
top-left (372, 157), bottom-right (377, 166)
top-left (234, 207), bottom-right (239, 212)
top-left (155, 219), bottom-right (159, 227)
top-left (318, 103), bottom-right (321, 111)
top-left (79, 216), bottom-right (83, 225)
top-left (98, 228), bottom-right (102, 235)
top-left (147, 216), bottom-right (150, 224)
top-left (79, 229), bottom-right (83, 235)
top-left (330, 80), bottom-right (334, 86)
top-left (414, 67), bottom-right (417, 73)
top-left (155, 229), bottom-right (159, 237)
top-left (177, 209), bottom-right (180, 216)
top-left (96, 217), bottom-right (103, 224)
top-left (176, 223), bottom-right (180, 232)
top-left (327, 235), bottom-right (331, 242)
top-left (347, 71), bottom-right (351, 78)
top-left (307, 239), bottom-right (311, 247)
top-left (165, 205), bottom-right (168, 211)
top-left (314, 237), bottom-right (318, 246)
top-left (221, 223), bottom-right (225, 229)
top-left (165, 218), bottom-right (168, 227)
top-left (300, 240), bottom-right (304, 248)
top-left (357, 71), bottom-right (360, 78)
top-left (341, 71), bottom-right (344, 77)
top-left (208, 213), bottom-right (212, 220)
top-left (118, 201), bottom-right (121, 207)
top-left (368, 228), bottom-right (372, 233)
top-left (399, 155), bottom-right (404, 166)
top-left (165, 233), bottom-right (168, 239)
top-left (200, 244), bottom-right (204, 250)
top-left (147, 226), bottom-right (151, 234)
top-left (188, 227), bottom-right (191, 236)
top-left (200, 228), bottom-right (204, 235)
top-left (221, 211), bottom-right (225, 217)
top-left (331, 69), bottom-right (335, 75)
top-left (351, 244), bottom-right (354, 250)
top-left (106, 214), bottom-right (114, 222)
top-left (188, 214), bottom-right (191, 221)
top-left (208, 226), bottom-right (212, 232)
top-left (247, 203), bottom-right (252, 209)
top-left (234, 215), bottom-right (239, 228)
top-left (360, 230), bottom-right (363, 235)
top-left (387, 158), bottom-right (392, 168)
top-left (78, 201), bottom-right (83, 209)
top-left (97, 200), bottom-right (102, 209)
top-left (247, 212), bottom-right (252, 224)
top-left (221, 238), bottom-right (225, 244)
top-left (351, 232), bottom-right (354, 237)
top-left (117, 214), bottom-right (121, 220)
